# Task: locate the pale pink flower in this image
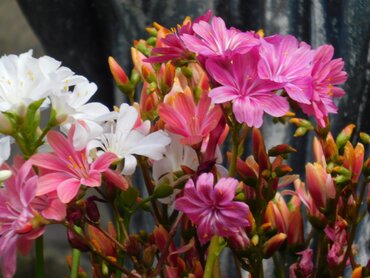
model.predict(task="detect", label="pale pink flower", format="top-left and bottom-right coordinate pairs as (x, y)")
top-left (299, 45), bottom-right (347, 127)
top-left (175, 173), bottom-right (250, 244)
top-left (31, 128), bottom-right (127, 203)
top-left (207, 52), bottom-right (289, 127)
top-left (182, 16), bottom-right (259, 59)
top-left (0, 161), bottom-right (44, 278)
top-left (258, 35), bottom-right (314, 104)
top-left (158, 88), bottom-right (222, 145)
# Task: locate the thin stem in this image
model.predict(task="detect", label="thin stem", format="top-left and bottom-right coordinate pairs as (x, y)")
top-left (339, 178), bottom-right (369, 272)
top-left (35, 236), bottom-right (44, 278)
top-left (204, 236), bottom-right (226, 278)
top-left (138, 158), bottom-right (162, 224)
top-left (63, 222), bottom-right (137, 277)
top-left (314, 233), bottom-right (323, 278)
top-left (70, 248), bottom-right (81, 278)
top-left (70, 226), bottom-right (83, 278)
top-left (151, 213), bottom-right (184, 277)
top-left (229, 123), bottom-right (240, 177)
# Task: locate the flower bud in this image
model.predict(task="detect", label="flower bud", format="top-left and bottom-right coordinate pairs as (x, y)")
top-left (0, 112), bottom-right (13, 134)
top-left (67, 227), bottom-right (89, 252)
top-left (324, 133), bottom-right (338, 160)
top-left (123, 235), bottom-right (142, 257)
top-left (274, 165), bottom-right (293, 177)
top-left (86, 197), bottom-right (100, 222)
top-left (351, 266), bottom-right (363, 278)
top-left (0, 169), bottom-right (12, 182)
top-left (153, 183), bottom-right (174, 199)
top-left (294, 127), bottom-right (308, 137)
top-left (268, 144), bottom-right (296, 157)
top-left (108, 56), bottom-right (129, 88)
top-left (263, 233), bottom-right (287, 258)
top-left (143, 245), bottom-right (157, 267)
top-left (336, 124), bottom-right (355, 149)
top-left (305, 163), bottom-right (335, 210)
top-left (290, 118), bottom-right (314, 129)
top-left (252, 128), bottom-right (270, 170)
top-left (313, 137), bottom-right (325, 164)
top-left (360, 132), bottom-right (370, 145)
top-left (229, 228), bottom-right (250, 250)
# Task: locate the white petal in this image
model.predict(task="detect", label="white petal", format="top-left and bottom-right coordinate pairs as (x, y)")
top-left (122, 154), bottom-right (137, 175)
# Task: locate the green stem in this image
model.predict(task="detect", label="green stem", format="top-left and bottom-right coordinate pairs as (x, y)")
top-left (204, 236), bottom-right (226, 278)
top-left (70, 248), bottom-right (81, 278)
top-left (70, 226), bottom-right (83, 278)
top-left (35, 236), bottom-right (44, 278)
top-left (229, 123), bottom-right (240, 177)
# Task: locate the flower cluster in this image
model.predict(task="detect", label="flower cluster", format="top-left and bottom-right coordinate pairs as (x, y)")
top-left (0, 10), bottom-right (369, 278)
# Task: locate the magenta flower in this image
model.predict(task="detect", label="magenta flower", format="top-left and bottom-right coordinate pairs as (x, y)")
top-left (158, 88), bottom-right (222, 145)
top-left (299, 45), bottom-right (347, 127)
top-left (175, 173), bottom-right (250, 244)
top-left (31, 129), bottom-right (127, 203)
top-left (207, 52), bottom-right (289, 127)
top-left (181, 16), bottom-right (259, 59)
top-left (258, 35), bottom-right (314, 104)
top-left (145, 10), bottom-right (212, 63)
top-left (0, 161), bottom-right (44, 278)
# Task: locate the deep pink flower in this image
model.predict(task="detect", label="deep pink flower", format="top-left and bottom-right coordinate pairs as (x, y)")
top-left (299, 45), bottom-right (347, 127)
top-left (145, 10), bottom-right (212, 63)
top-left (175, 173), bottom-right (250, 244)
top-left (258, 35), bottom-right (314, 104)
top-left (207, 52), bottom-right (289, 127)
top-left (0, 161), bottom-right (45, 278)
top-left (31, 128), bottom-right (127, 203)
top-left (182, 16), bottom-right (259, 59)
top-left (158, 88), bottom-right (222, 145)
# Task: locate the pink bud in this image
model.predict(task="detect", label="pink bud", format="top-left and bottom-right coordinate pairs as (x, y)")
top-left (262, 233), bottom-right (287, 258)
top-left (305, 163), bottom-right (335, 209)
top-left (108, 56), bottom-right (129, 86)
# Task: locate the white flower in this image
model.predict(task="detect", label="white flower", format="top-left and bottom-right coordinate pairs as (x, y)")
top-left (0, 136), bottom-right (11, 165)
top-left (87, 103), bottom-right (171, 175)
top-left (51, 79), bottom-right (111, 150)
top-left (152, 133), bottom-right (199, 204)
top-left (0, 50), bottom-right (76, 113)
top-left (153, 133), bottom-right (199, 183)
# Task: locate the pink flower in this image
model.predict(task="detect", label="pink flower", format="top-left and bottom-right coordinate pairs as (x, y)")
top-left (182, 16), bottom-right (259, 60)
top-left (289, 249), bottom-right (314, 278)
top-left (207, 52), bottom-right (289, 127)
top-left (0, 161), bottom-right (45, 278)
top-left (325, 219), bottom-right (348, 267)
top-left (158, 88), bottom-right (222, 145)
top-left (31, 128), bottom-right (127, 203)
top-left (299, 45), bottom-right (347, 127)
top-left (175, 173), bottom-right (250, 244)
top-left (145, 11), bottom-right (212, 63)
top-left (258, 35), bottom-right (314, 104)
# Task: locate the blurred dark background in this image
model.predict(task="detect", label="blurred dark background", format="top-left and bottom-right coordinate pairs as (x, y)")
top-left (1, 0), bottom-right (369, 276)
